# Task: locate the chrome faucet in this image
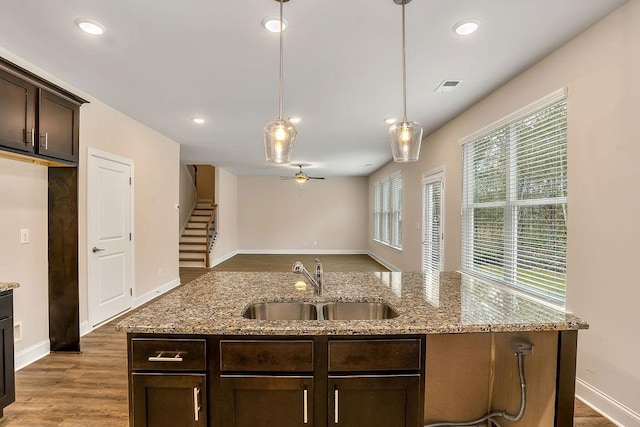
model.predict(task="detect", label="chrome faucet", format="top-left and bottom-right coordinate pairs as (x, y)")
top-left (292, 258), bottom-right (324, 296)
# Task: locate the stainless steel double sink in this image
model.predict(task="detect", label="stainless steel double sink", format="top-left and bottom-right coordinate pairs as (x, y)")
top-left (242, 301), bottom-right (398, 321)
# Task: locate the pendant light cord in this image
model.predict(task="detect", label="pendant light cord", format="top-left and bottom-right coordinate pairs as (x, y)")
top-left (278, 0), bottom-right (284, 121)
top-left (401, 0), bottom-right (407, 122)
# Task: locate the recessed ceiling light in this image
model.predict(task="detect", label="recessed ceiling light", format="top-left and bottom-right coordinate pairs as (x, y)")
top-left (192, 118), bottom-right (205, 124)
top-left (262, 16), bottom-right (288, 33)
top-left (75, 19), bottom-right (105, 35)
top-left (288, 116), bottom-right (301, 124)
top-left (453, 19), bottom-right (480, 36)
top-left (384, 118), bottom-right (397, 125)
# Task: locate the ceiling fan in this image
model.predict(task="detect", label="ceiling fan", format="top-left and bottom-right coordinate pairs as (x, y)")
top-left (281, 165), bottom-right (325, 184)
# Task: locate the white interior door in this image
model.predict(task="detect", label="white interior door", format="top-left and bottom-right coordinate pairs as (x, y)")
top-left (88, 148), bottom-right (133, 327)
top-left (422, 171), bottom-right (444, 302)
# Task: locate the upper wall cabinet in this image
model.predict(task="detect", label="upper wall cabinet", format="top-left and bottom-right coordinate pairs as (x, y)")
top-left (38, 89), bottom-right (80, 162)
top-left (0, 68), bottom-right (37, 154)
top-left (0, 58), bottom-right (86, 165)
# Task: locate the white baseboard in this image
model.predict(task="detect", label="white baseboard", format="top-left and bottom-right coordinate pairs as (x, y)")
top-left (576, 378), bottom-right (640, 426)
top-left (209, 250), bottom-right (239, 268)
top-left (80, 320), bottom-right (92, 337)
top-left (134, 277), bottom-right (181, 308)
top-left (236, 249), bottom-right (368, 255)
top-left (15, 339), bottom-right (50, 372)
top-left (367, 251), bottom-right (401, 272)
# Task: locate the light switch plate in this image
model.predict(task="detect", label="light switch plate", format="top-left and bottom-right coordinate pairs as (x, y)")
top-left (20, 228), bottom-right (29, 244)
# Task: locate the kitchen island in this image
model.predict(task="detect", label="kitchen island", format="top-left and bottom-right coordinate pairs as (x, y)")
top-left (117, 271), bottom-right (588, 427)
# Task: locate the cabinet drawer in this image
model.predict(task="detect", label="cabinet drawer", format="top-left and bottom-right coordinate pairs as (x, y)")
top-left (220, 340), bottom-right (313, 372)
top-left (131, 338), bottom-right (206, 371)
top-left (0, 292), bottom-right (12, 320)
top-left (329, 339), bottom-right (421, 372)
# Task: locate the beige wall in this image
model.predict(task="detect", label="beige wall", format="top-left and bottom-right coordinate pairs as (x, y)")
top-left (78, 101), bottom-right (181, 314)
top-left (369, 1), bottom-right (640, 421)
top-left (209, 167), bottom-right (238, 265)
top-left (0, 158), bottom-right (49, 361)
top-left (196, 164), bottom-right (215, 202)
top-left (238, 177), bottom-right (368, 251)
top-left (0, 47), bottom-right (181, 350)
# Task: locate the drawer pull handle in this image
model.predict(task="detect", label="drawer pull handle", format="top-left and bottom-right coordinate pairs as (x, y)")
top-left (193, 386), bottom-right (201, 422)
top-left (147, 352), bottom-right (183, 362)
top-left (334, 388), bottom-right (339, 424)
top-left (303, 388), bottom-right (308, 424)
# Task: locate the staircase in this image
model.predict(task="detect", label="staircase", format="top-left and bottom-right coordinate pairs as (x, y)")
top-left (179, 200), bottom-right (217, 268)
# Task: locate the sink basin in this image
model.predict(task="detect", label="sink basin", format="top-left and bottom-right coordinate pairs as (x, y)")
top-left (322, 302), bottom-right (399, 320)
top-left (242, 302), bottom-right (318, 320)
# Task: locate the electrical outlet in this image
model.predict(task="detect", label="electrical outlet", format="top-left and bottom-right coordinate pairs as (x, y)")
top-left (20, 228), bottom-right (29, 244)
top-left (14, 322), bottom-right (22, 343)
top-left (510, 338), bottom-right (534, 355)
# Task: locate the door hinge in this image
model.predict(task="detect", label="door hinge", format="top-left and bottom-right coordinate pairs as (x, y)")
top-left (129, 233), bottom-right (132, 241)
top-left (129, 177), bottom-right (132, 185)
top-left (130, 288), bottom-right (133, 296)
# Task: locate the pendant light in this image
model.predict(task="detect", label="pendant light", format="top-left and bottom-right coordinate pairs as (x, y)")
top-left (389, 0), bottom-right (423, 162)
top-left (264, 0), bottom-right (297, 163)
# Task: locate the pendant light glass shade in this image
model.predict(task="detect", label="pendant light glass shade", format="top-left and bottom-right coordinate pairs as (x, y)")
top-left (264, 0), bottom-right (296, 163)
top-left (389, 0), bottom-right (422, 162)
top-left (264, 119), bottom-right (297, 163)
top-left (389, 120), bottom-right (422, 162)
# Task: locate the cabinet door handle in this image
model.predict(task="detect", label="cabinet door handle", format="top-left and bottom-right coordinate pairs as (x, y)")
top-left (40, 132), bottom-right (48, 149)
top-left (31, 128), bottom-right (35, 146)
top-left (334, 388), bottom-right (339, 424)
top-left (193, 386), bottom-right (201, 422)
top-left (303, 388), bottom-right (308, 424)
top-left (147, 352), bottom-right (183, 362)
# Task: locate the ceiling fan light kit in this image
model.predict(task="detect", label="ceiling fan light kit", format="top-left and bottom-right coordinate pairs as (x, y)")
top-left (264, 0), bottom-right (297, 164)
top-left (281, 165), bottom-right (325, 184)
top-left (389, 0), bottom-right (423, 162)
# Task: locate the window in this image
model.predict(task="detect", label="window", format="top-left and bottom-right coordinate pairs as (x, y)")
top-left (461, 91), bottom-right (567, 305)
top-left (373, 172), bottom-right (403, 249)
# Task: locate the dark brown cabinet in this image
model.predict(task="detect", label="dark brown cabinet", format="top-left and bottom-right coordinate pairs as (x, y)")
top-left (132, 373), bottom-right (206, 427)
top-left (0, 68), bottom-right (36, 153)
top-left (0, 58), bottom-right (85, 164)
top-left (220, 376), bottom-right (313, 427)
top-left (0, 291), bottom-right (16, 418)
top-left (126, 334), bottom-right (425, 427)
top-left (38, 89), bottom-right (79, 162)
top-left (328, 375), bottom-right (420, 427)
top-left (129, 338), bottom-right (207, 427)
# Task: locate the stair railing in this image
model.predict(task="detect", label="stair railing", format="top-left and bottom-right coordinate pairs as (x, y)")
top-left (205, 203), bottom-right (218, 268)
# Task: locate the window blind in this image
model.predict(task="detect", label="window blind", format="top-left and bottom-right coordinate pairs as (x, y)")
top-left (422, 177), bottom-right (442, 285)
top-left (390, 172), bottom-right (403, 249)
top-left (372, 172), bottom-right (403, 249)
top-left (462, 94), bottom-right (567, 305)
top-left (373, 183), bottom-right (381, 241)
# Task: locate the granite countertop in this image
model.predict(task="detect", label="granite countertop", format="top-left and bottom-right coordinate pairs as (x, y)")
top-left (0, 282), bottom-right (19, 292)
top-left (116, 271), bottom-right (588, 336)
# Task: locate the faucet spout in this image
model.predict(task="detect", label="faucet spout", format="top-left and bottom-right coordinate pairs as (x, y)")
top-left (292, 259), bottom-right (323, 296)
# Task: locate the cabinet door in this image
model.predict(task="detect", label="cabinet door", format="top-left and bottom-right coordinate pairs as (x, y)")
top-left (220, 376), bottom-right (313, 427)
top-left (329, 375), bottom-right (420, 427)
top-left (0, 315), bottom-right (15, 413)
top-left (132, 373), bottom-right (206, 427)
top-left (0, 68), bottom-right (36, 153)
top-left (38, 88), bottom-right (79, 162)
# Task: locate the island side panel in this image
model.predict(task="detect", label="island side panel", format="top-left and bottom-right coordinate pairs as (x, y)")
top-left (424, 333), bottom-right (492, 423)
top-left (491, 331), bottom-right (558, 427)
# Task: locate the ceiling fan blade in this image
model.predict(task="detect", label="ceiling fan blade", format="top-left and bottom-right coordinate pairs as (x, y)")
top-left (280, 176), bottom-right (295, 180)
top-left (308, 176), bottom-right (325, 180)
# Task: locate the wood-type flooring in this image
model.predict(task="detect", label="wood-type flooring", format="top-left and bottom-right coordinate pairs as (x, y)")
top-left (0, 254), bottom-right (614, 426)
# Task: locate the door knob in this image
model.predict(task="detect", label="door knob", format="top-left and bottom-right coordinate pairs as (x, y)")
top-left (92, 247), bottom-right (105, 253)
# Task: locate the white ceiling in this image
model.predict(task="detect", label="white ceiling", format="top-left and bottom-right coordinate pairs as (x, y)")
top-left (0, 0), bottom-right (627, 177)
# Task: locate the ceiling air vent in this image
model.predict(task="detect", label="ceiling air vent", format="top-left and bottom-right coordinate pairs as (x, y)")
top-left (435, 80), bottom-right (462, 93)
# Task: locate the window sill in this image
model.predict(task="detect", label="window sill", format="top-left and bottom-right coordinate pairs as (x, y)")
top-left (373, 239), bottom-right (402, 252)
